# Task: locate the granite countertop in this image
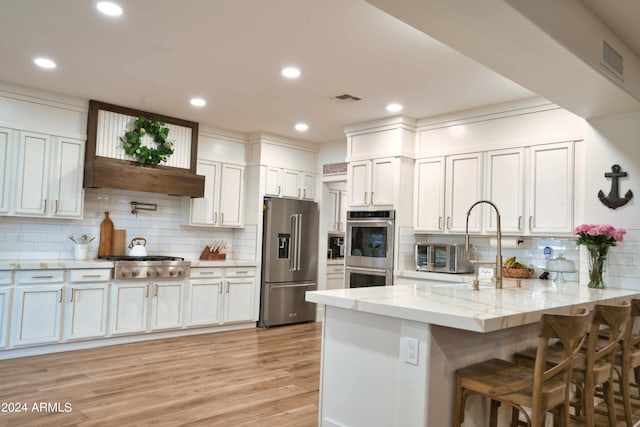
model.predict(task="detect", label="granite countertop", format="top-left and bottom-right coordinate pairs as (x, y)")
top-left (306, 279), bottom-right (640, 333)
top-left (0, 259), bottom-right (256, 270)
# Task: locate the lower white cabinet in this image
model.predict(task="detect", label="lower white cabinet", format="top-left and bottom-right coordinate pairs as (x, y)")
top-left (0, 286), bottom-right (12, 349)
top-left (110, 281), bottom-right (184, 335)
top-left (186, 267), bottom-right (255, 326)
top-left (11, 270), bottom-right (65, 347)
top-left (65, 269), bottom-right (110, 341)
top-left (326, 263), bottom-right (345, 290)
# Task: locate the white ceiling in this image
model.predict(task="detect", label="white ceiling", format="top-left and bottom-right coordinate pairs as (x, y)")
top-left (0, 1), bottom-right (637, 144)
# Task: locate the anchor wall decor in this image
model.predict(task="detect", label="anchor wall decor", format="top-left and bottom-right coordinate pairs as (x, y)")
top-left (598, 164), bottom-right (633, 209)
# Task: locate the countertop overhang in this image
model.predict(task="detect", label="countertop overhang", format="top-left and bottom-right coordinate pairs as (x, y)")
top-left (306, 279), bottom-right (640, 333)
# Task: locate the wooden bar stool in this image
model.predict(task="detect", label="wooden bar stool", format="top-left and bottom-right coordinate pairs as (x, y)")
top-left (452, 308), bottom-right (590, 427)
top-left (514, 301), bottom-right (631, 427)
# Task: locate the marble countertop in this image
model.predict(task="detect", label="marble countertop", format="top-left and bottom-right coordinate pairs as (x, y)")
top-left (0, 259), bottom-right (256, 270)
top-left (306, 279), bottom-right (640, 333)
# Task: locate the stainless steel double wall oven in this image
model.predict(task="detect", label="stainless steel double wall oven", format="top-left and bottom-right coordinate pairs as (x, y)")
top-left (345, 210), bottom-right (394, 287)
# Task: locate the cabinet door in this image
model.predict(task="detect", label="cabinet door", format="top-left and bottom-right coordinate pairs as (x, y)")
top-left (149, 282), bottom-right (184, 331)
top-left (338, 191), bottom-right (348, 232)
top-left (445, 153), bottom-right (483, 233)
top-left (14, 131), bottom-right (50, 216)
top-left (281, 169), bottom-right (300, 198)
top-left (0, 127), bottom-right (13, 214)
top-left (370, 158), bottom-right (395, 206)
top-left (300, 172), bottom-right (315, 200)
top-left (219, 163), bottom-right (244, 227)
top-left (528, 142), bottom-right (574, 234)
top-left (110, 282), bottom-right (148, 335)
top-left (65, 283), bottom-right (109, 340)
top-left (327, 190), bottom-right (340, 233)
top-left (185, 280), bottom-right (223, 326)
top-left (51, 137), bottom-right (85, 218)
top-left (264, 166), bottom-right (281, 197)
top-left (348, 161), bottom-right (370, 207)
top-left (190, 160), bottom-right (220, 225)
top-left (485, 148), bottom-right (525, 233)
top-left (12, 285), bottom-right (63, 346)
top-left (0, 287), bottom-right (11, 348)
top-left (224, 278), bottom-right (254, 323)
top-left (414, 157), bottom-right (446, 232)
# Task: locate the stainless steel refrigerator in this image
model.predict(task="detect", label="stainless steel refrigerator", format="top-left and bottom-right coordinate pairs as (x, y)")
top-left (259, 197), bottom-right (318, 327)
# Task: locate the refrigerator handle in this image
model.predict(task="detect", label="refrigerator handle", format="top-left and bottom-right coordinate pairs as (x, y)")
top-left (290, 214), bottom-right (297, 271)
top-left (296, 213), bottom-right (302, 271)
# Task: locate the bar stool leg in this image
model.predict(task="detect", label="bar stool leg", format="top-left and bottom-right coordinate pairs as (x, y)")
top-left (453, 377), bottom-right (464, 426)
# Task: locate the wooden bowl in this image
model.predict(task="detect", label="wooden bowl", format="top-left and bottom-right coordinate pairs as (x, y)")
top-left (502, 266), bottom-right (534, 279)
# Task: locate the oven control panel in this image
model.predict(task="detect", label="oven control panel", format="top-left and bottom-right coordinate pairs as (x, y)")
top-left (114, 261), bottom-right (191, 280)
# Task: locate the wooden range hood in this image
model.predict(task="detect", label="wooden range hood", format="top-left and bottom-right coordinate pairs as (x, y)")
top-left (84, 100), bottom-right (205, 198)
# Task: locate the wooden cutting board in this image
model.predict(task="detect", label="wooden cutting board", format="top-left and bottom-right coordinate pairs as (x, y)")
top-left (112, 229), bottom-right (126, 256)
top-left (98, 211), bottom-right (114, 257)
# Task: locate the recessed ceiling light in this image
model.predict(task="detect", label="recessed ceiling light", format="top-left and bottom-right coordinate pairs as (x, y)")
top-left (34, 57), bottom-right (56, 69)
top-left (386, 103), bottom-right (403, 113)
top-left (295, 123), bottom-right (309, 132)
top-left (281, 67), bottom-right (301, 79)
top-left (97, 1), bottom-right (123, 16)
top-left (190, 97), bottom-right (206, 107)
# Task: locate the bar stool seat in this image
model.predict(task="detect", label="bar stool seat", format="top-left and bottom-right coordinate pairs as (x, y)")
top-left (453, 308), bottom-right (590, 427)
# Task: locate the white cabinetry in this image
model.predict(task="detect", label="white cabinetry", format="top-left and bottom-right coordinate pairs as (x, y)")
top-left (348, 157), bottom-right (397, 208)
top-left (0, 127), bottom-right (13, 214)
top-left (110, 281), bottom-right (185, 335)
top-left (12, 131), bottom-right (84, 218)
top-left (327, 189), bottom-right (348, 233)
top-left (527, 142), bottom-right (574, 234)
top-left (11, 270), bottom-right (65, 347)
top-left (186, 267), bottom-right (255, 326)
top-left (65, 269), bottom-right (110, 341)
top-left (326, 263), bottom-right (345, 290)
top-left (484, 148), bottom-right (525, 233)
top-left (414, 153), bottom-right (483, 233)
top-left (0, 271), bottom-right (12, 349)
top-left (186, 160), bottom-right (244, 227)
top-left (265, 167), bottom-right (315, 200)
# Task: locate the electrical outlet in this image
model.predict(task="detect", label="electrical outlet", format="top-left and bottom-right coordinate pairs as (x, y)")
top-left (405, 337), bottom-right (418, 365)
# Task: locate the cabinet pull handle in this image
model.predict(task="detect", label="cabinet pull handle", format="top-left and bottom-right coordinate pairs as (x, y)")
top-left (529, 216), bottom-right (533, 230)
top-left (154, 283), bottom-right (158, 297)
top-left (32, 275), bottom-right (54, 279)
top-left (371, 192), bottom-right (375, 204)
top-left (199, 271), bottom-right (215, 276)
top-left (446, 216), bottom-right (451, 229)
top-left (59, 288), bottom-right (64, 303)
top-left (219, 283), bottom-right (224, 293)
top-left (277, 185), bottom-right (281, 195)
top-left (213, 212), bottom-right (217, 223)
top-left (82, 274), bottom-right (102, 278)
top-left (70, 287), bottom-right (74, 302)
top-left (364, 192), bottom-right (368, 205)
top-left (518, 216), bottom-right (522, 230)
top-left (145, 284), bottom-right (150, 298)
top-left (226, 282), bottom-right (230, 293)
top-left (438, 216), bottom-right (443, 230)
top-left (220, 212), bottom-right (224, 223)
top-left (298, 188), bottom-right (301, 197)
top-left (43, 199), bottom-right (48, 213)
top-left (233, 270), bottom-right (248, 275)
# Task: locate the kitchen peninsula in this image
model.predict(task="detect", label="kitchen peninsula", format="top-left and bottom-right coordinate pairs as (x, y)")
top-left (306, 280), bottom-right (640, 427)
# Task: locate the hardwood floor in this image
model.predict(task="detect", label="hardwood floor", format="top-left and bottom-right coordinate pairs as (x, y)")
top-left (0, 322), bottom-right (322, 426)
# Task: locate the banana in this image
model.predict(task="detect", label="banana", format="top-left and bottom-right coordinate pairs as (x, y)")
top-left (504, 256), bottom-right (517, 267)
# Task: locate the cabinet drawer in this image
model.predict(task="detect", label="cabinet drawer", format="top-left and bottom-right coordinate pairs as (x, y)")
top-left (327, 265), bottom-right (345, 275)
top-left (69, 269), bottom-right (112, 283)
top-left (0, 270), bottom-right (12, 285)
top-left (226, 267), bottom-right (256, 278)
top-left (190, 268), bottom-right (224, 279)
top-left (16, 270), bottom-right (64, 284)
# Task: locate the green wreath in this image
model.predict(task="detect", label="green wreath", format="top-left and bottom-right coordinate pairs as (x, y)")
top-left (120, 116), bottom-right (174, 166)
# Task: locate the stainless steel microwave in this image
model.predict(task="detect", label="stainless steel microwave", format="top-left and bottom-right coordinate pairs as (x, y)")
top-left (415, 243), bottom-right (473, 273)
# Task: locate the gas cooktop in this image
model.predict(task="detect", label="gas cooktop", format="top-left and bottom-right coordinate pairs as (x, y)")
top-left (99, 255), bottom-right (185, 261)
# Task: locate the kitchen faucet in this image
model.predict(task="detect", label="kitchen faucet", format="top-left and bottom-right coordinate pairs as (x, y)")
top-left (465, 200), bottom-right (503, 289)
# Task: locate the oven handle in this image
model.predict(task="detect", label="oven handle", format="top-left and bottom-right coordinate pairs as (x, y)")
top-left (346, 220), bottom-right (393, 227)
top-left (345, 266), bottom-right (392, 276)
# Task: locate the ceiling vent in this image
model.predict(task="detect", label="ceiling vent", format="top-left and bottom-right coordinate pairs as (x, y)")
top-left (602, 39), bottom-right (624, 79)
top-left (333, 93), bottom-right (362, 103)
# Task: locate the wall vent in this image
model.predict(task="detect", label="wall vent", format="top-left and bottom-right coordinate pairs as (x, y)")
top-left (602, 39), bottom-right (624, 79)
top-left (333, 93), bottom-right (362, 103)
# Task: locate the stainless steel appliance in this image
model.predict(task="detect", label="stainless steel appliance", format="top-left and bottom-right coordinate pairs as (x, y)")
top-left (345, 266), bottom-right (393, 288)
top-left (101, 256), bottom-right (191, 280)
top-left (346, 210), bottom-right (394, 269)
top-left (414, 243), bottom-right (473, 273)
top-left (345, 210), bottom-right (394, 287)
top-left (259, 197), bottom-right (318, 328)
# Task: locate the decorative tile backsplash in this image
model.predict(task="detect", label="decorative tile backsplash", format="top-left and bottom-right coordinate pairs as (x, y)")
top-left (0, 188), bottom-right (257, 261)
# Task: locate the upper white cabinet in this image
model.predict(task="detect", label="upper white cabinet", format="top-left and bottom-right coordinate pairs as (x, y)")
top-left (184, 160), bottom-right (244, 228)
top-left (265, 167), bottom-right (315, 200)
top-left (11, 131), bottom-right (84, 218)
top-left (327, 189), bottom-right (348, 233)
top-left (0, 127), bottom-right (13, 214)
top-left (413, 152), bottom-right (484, 234)
top-left (527, 142), bottom-right (574, 234)
top-left (348, 158), bottom-right (397, 208)
top-left (484, 148), bottom-right (525, 233)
